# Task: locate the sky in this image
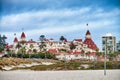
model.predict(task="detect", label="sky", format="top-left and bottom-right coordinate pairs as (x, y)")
top-left (0, 0), bottom-right (120, 51)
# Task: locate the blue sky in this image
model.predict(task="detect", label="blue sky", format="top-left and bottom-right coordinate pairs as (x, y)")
top-left (0, 0), bottom-right (120, 50)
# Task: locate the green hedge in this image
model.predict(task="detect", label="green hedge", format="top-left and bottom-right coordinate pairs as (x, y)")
top-left (3, 52), bottom-right (56, 59)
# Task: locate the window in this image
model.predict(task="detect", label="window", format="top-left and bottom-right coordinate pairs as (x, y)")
top-left (75, 55), bottom-right (78, 57)
top-left (109, 37), bottom-right (112, 39)
top-left (102, 48), bottom-right (105, 51)
top-left (102, 41), bottom-right (105, 44)
top-left (109, 41), bottom-right (112, 44)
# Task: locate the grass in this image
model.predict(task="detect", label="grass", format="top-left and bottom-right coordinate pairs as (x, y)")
top-left (11, 61), bottom-right (81, 71)
top-left (0, 58), bottom-right (120, 71)
top-left (0, 58), bottom-right (32, 69)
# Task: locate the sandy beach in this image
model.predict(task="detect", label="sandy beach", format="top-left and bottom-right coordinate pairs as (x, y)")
top-left (0, 70), bottom-right (120, 80)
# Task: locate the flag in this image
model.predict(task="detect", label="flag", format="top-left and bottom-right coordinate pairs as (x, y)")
top-left (86, 23), bottom-right (88, 26)
top-left (14, 33), bottom-right (16, 36)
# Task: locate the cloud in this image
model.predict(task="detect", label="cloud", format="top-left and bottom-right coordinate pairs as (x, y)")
top-left (0, 7), bottom-right (91, 29)
top-left (1, 0), bottom-right (120, 16)
top-left (0, 7), bottom-right (120, 50)
top-left (1, 7), bottom-right (119, 35)
top-left (1, 7), bottom-right (119, 29)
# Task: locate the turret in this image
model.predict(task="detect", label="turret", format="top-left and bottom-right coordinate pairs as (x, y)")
top-left (14, 37), bottom-right (18, 43)
top-left (84, 30), bottom-right (98, 50)
top-left (85, 30), bottom-right (91, 39)
top-left (21, 32), bottom-right (26, 41)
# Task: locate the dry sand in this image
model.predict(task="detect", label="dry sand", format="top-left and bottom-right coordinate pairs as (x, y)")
top-left (0, 70), bottom-right (120, 80)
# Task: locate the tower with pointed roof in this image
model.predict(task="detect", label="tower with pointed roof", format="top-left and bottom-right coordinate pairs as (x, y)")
top-left (85, 30), bottom-right (91, 39)
top-left (14, 37), bottom-right (18, 43)
top-left (21, 32), bottom-right (26, 41)
top-left (84, 30), bottom-right (98, 50)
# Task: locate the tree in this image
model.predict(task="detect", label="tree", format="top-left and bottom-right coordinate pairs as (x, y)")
top-left (39, 35), bottom-right (45, 42)
top-left (30, 44), bottom-right (34, 52)
top-left (70, 42), bottom-right (76, 50)
top-left (85, 51), bottom-right (90, 60)
top-left (0, 46), bottom-right (4, 52)
top-left (20, 40), bottom-right (26, 45)
top-left (60, 36), bottom-right (65, 42)
top-left (28, 49), bottom-right (32, 58)
top-left (81, 49), bottom-right (85, 56)
top-left (108, 53), bottom-right (117, 61)
top-left (0, 35), bottom-right (7, 47)
top-left (20, 47), bottom-right (26, 54)
top-left (96, 52), bottom-right (103, 57)
top-left (39, 43), bottom-right (46, 51)
top-left (16, 43), bottom-right (21, 50)
top-left (107, 46), bottom-right (112, 54)
top-left (39, 35), bottom-right (46, 52)
top-left (60, 49), bottom-right (67, 52)
top-left (18, 47), bottom-right (26, 58)
top-left (33, 49), bottom-right (37, 53)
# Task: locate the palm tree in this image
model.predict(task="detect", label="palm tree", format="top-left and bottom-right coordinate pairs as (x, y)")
top-left (30, 44), bottom-right (34, 53)
top-left (85, 51), bottom-right (90, 60)
top-left (28, 49), bottom-right (32, 58)
top-left (20, 47), bottom-right (26, 58)
top-left (39, 42), bottom-right (46, 52)
top-left (16, 43), bottom-right (21, 52)
top-left (39, 35), bottom-right (46, 52)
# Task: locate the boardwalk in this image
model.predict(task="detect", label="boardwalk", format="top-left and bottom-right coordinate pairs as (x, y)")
top-left (0, 70), bottom-right (120, 80)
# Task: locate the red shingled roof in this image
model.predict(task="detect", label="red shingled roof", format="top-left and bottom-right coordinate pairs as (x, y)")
top-left (73, 51), bottom-right (83, 54)
top-left (0, 52), bottom-right (4, 54)
top-left (84, 38), bottom-right (98, 50)
top-left (50, 38), bottom-right (54, 40)
top-left (26, 41), bottom-right (36, 43)
top-left (68, 51), bottom-right (83, 55)
top-left (64, 38), bottom-right (67, 42)
top-left (87, 52), bottom-right (96, 56)
top-left (21, 32), bottom-right (26, 39)
top-left (5, 45), bottom-right (13, 49)
top-left (14, 37), bottom-right (18, 42)
top-left (84, 30), bottom-right (98, 50)
top-left (68, 51), bottom-right (73, 54)
top-left (74, 39), bottom-right (82, 42)
top-left (48, 49), bottom-right (58, 54)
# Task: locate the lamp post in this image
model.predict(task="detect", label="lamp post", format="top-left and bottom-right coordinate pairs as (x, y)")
top-left (64, 54), bottom-right (66, 70)
top-left (104, 38), bottom-right (107, 75)
top-left (94, 54), bottom-right (96, 70)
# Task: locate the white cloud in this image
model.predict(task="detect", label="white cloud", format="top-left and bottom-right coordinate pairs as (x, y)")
top-left (0, 7), bottom-right (91, 28)
top-left (0, 7), bottom-right (120, 46)
top-left (1, 7), bottom-right (119, 31)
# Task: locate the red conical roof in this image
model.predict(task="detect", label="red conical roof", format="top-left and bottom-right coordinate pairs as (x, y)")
top-left (21, 32), bottom-right (26, 39)
top-left (86, 30), bottom-right (91, 35)
top-left (14, 37), bottom-right (18, 42)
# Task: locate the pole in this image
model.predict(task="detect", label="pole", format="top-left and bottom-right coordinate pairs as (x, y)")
top-left (94, 54), bottom-right (95, 70)
top-left (104, 38), bottom-right (107, 75)
top-left (64, 54), bottom-right (66, 70)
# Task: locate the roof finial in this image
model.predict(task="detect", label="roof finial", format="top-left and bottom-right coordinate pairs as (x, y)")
top-left (86, 23), bottom-right (88, 26)
top-left (14, 33), bottom-right (16, 36)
